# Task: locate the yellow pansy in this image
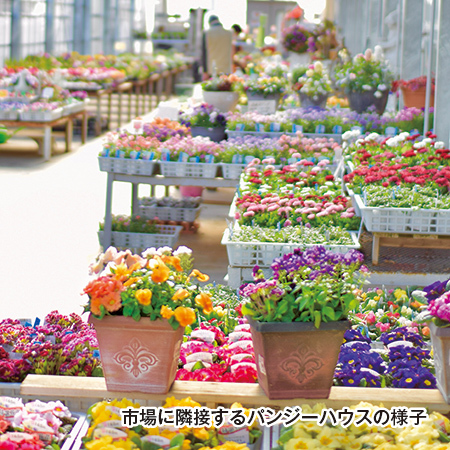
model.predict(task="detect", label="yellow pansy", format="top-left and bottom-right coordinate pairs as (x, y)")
top-left (85, 436), bottom-right (113, 450)
top-left (193, 428), bottom-right (210, 440)
top-left (285, 437), bottom-right (321, 450)
top-left (164, 396), bottom-right (201, 408)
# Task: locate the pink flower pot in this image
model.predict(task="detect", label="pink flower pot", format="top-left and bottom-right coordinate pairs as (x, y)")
top-left (179, 186), bottom-right (204, 198)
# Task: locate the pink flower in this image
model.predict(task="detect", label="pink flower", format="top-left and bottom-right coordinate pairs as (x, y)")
top-left (366, 311), bottom-right (376, 325)
top-left (376, 322), bottom-right (390, 332)
top-left (243, 211), bottom-right (255, 217)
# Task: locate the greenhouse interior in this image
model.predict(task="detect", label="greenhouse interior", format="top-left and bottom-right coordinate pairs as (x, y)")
top-left (2, 0), bottom-right (450, 449)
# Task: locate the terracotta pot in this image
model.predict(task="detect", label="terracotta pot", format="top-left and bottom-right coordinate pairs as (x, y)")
top-left (298, 92), bottom-right (328, 109)
top-left (190, 126), bottom-right (226, 142)
top-left (401, 86), bottom-right (434, 109)
top-left (89, 315), bottom-right (184, 394)
top-left (247, 317), bottom-right (350, 399)
top-left (429, 322), bottom-right (450, 402)
top-left (347, 89), bottom-right (389, 114)
top-left (202, 90), bottom-right (239, 113)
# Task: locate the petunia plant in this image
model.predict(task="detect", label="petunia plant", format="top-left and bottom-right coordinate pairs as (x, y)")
top-left (83, 246), bottom-right (214, 330)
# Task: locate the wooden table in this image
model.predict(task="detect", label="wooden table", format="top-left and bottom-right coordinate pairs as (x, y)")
top-left (20, 375), bottom-right (450, 413)
top-left (0, 109), bottom-right (87, 161)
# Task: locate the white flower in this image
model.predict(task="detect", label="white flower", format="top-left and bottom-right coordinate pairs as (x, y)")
top-left (158, 246), bottom-right (173, 255)
top-left (423, 138), bottom-right (432, 144)
top-left (413, 141), bottom-right (425, 149)
top-left (210, 111), bottom-right (218, 123)
top-left (362, 84), bottom-right (372, 91)
top-left (173, 246), bottom-right (193, 256)
top-left (373, 45), bottom-right (385, 62)
top-left (313, 61), bottom-right (323, 73)
top-left (386, 137), bottom-right (397, 147)
top-left (374, 90), bottom-right (382, 98)
top-left (378, 83), bottom-right (387, 91)
top-left (368, 299), bottom-right (377, 308)
top-left (142, 247), bottom-right (158, 258)
top-left (434, 141), bottom-right (445, 149)
top-left (366, 132), bottom-right (380, 141)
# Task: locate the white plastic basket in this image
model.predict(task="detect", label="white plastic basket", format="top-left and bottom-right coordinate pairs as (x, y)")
top-left (0, 109), bottom-right (20, 120)
top-left (159, 161), bottom-right (218, 178)
top-left (221, 163), bottom-right (248, 180)
top-left (98, 225), bottom-right (182, 251)
top-left (138, 203), bottom-right (201, 222)
top-left (225, 129), bottom-right (343, 143)
top-left (222, 228), bottom-right (360, 267)
top-left (355, 194), bottom-right (450, 235)
top-left (98, 157), bottom-right (156, 176)
top-left (20, 108), bottom-right (63, 122)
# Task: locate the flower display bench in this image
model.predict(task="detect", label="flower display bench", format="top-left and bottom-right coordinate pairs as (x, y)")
top-left (20, 374), bottom-right (450, 413)
top-left (372, 232), bottom-right (450, 265)
top-left (0, 109), bottom-right (88, 161)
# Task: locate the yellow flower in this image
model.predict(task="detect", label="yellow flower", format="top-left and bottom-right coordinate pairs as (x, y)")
top-left (188, 269), bottom-right (210, 282)
top-left (150, 256), bottom-right (170, 283)
top-left (394, 288), bottom-right (407, 301)
top-left (174, 306), bottom-right (196, 327)
top-left (135, 289), bottom-right (152, 306)
top-left (195, 292), bottom-right (214, 314)
top-left (285, 437), bottom-right (321, 450)
top-left (164, 396), bottom-right (201, 408)
top-left (85, 437), bottom-right (113, 450)
top-left (124, 277), bottom-right (140, 287)
top-left (161, 305), bottom-right (175, 319)
top-left (113, 263), bottom-right (132, 281)
top-left (173, 288), bottom-right (190, 301)
top-left (316, 428), bottom-right (347, 449)
top-left (193, 428), bottom-right (210, 440)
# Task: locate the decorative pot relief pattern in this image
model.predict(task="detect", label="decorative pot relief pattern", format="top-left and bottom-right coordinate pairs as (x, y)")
top-left (113, 337), bottom-right (159, 378)
top-left (280, 346), bottom-right (323, 384)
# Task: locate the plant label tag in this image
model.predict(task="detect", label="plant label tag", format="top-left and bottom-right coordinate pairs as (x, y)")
top-left (292, 124), bottom-right (303, 133)
top-left (93, 427), bottom-right (127, 441)
top-left (0, 433), bottom-right (34, 443)
top-left (351, 126), bottom-right (364, 133)
top-left (141, 151), bottom-right (150, 160)
top-left (219, 426), bottom-right (250, 444)
top-left (191, 329), bottom-right (215, 343)
top-left (288, 157), bottom-right (297, 164)
top-left (255, 123), bottom-right (265, 132)
top-left (186, 352), bottom-right (213, 364)
top-left (332, 125), bottom-right (343, 134)
top-left (41, 87), bottom-right (54, 99)
top-left (232, 154), bottom-right (242, 164)
top-left (248, 100), bottom-right (276, 114)
top-left (228, 331), bottom-right (252, 342)
top-left (205, 154), bottom-right (215, 163)
top-left (235, 123), bottom-right (245, 131)
top-left (270, 122), bottom-right (281, 132)
top-left (161, 149), bottom-right (170, 161)
top-left (385, 126), bottom-right (398, 136)
top-left (142, 436), bottom-right (171, 448)
top-left (315, 124), bottom-right (326, 134)
top-left (244, 155), bottom-right (256, 164)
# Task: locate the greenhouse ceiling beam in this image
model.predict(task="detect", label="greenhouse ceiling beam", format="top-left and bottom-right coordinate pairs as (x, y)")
top-left (11, 0), bottom-right (21, 60)
top-left (45, 0), bottom-right (55, 54)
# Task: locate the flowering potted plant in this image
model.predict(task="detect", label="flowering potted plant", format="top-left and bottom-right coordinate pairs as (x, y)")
top-left (240, 246), bottom-right (366, 399)
top-left (201, 74), bottom-right (243, 112)
top-left (335, 46), bottom-right (393, 114)
top-left (412, 278), bottom-right (450, 402)
top-left (244, 76), bottom-right (286, 109)
top-left (179, 103), bottom-right (227, 142)
top-left (294, 61), bottom-right (332, 108)
top-left (392, 75), bottom-right (435, 108)
top-left (282, 23), bottom-right (314, 67)
top-left (84, 245), bottom-right (214, 393)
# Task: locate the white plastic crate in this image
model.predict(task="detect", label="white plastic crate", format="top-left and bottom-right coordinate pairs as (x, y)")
top-left (222, 228), bottom-right (360, 268)
top-left (0, 109), bottom-right (21, 120)
top-left (98, 225), bottom-right (182, 251)
top-left (221, 163), bottom-right (248, 180)
top-left (20, 108), bottom-right (63, 122)
top-left (225, 129), bottom-right (343, 143)
top-left (160, 161), bottom-right (218, 178)
top-left (98, 157), bottom-right (156, 176)
top-left (355, 194), bottom-right (450, 235)
top-left (138, 203), bottom-right (201, 222)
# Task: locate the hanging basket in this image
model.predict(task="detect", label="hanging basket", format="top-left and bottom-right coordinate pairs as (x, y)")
top-left (347, 89), bottom-right (389, 114)
top-left (401, 86), bottom-right (435, 109)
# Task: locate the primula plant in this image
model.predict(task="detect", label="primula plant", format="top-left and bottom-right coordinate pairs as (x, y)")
top-left (241, 246), bottom-right (367, 328)
top-left (179, 103), bottom-right (226, 129)
top-left (244, 76), bottom-right (286, 97)
top-left (294, 61), bottom-right (332, 98)
top-left (335, 46), bottom-right (393, 96)
top-left (201, 74), bottom-right (243, 92)
top-left (84, 246), bottom-right (214, 330)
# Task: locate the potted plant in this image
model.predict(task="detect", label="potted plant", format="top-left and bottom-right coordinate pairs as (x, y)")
top-left (392, 76), bottom-right (435, 108)
top-left (244, 76), bottom-right (286, 105)
top-left (179, 103), bottom-right (227, 142)
top-left (282, 23), bottom-right (315, 67)
top-left (335, 46), bottom-right (393, 114)
top-left (293, 61), bottom-right (332, 108)
top-left (240, 246), bottom-right (367, 399)
top-left (413, 278), bottom-right (450, 402)
top-left (83, 245), bottom-right (213, 394)
top-left (201, 74), bottom-right (243, 113)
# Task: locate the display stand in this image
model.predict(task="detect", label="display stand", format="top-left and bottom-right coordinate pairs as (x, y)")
top-left (0, 110), bottom-right (88, 161)
top-left (102, 171), bottom-right (237, 248)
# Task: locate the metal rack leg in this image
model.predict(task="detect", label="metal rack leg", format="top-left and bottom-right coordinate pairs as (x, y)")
top-left (132, 183), bottom-right (139, 215)
top-left (104, 172), bottom-right (114, 248)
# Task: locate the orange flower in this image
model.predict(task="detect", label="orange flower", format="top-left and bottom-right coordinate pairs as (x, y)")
top-left (195, 292), bottom-right (213, 314)
top-left (422, 326), bottom-right (430, 336)
top-left (172, 288), bottom-right (190, 301)
top-left (113, 263), bottom-right (132, 281)
top-left (188, 269), bottom-right (210, 283)
top-left (84, 276), bottom-right (123, 315)
top-left (160, 305), bottom-right (174, 319)
top-left (150, 256), bottom-right (170, 283)
top-left (135, 289), bottom-right (152, 306)
top-left (123, 277), bottom-right (140, 287)
top-left (161, 255), bottom-right (183, 272)
top-left (174, 306), bottom-right (196, 327)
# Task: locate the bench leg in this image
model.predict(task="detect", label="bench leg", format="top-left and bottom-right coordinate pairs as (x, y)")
top-left (65, 118), bottom-right (73, 153)
top-left (43, 126), bottom-right (51, 161)
top-left (372, 234), bottom-right (380, 265)
top-left (118, 92), bottom-right (122, 129)
top-left (81, 111), bottom-right (87, 144)
top-left (96, 97), bottom-right (102, 136)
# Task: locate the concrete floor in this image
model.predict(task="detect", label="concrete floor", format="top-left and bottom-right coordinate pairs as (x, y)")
top-left (0, 133), bottom-right (234, 321)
